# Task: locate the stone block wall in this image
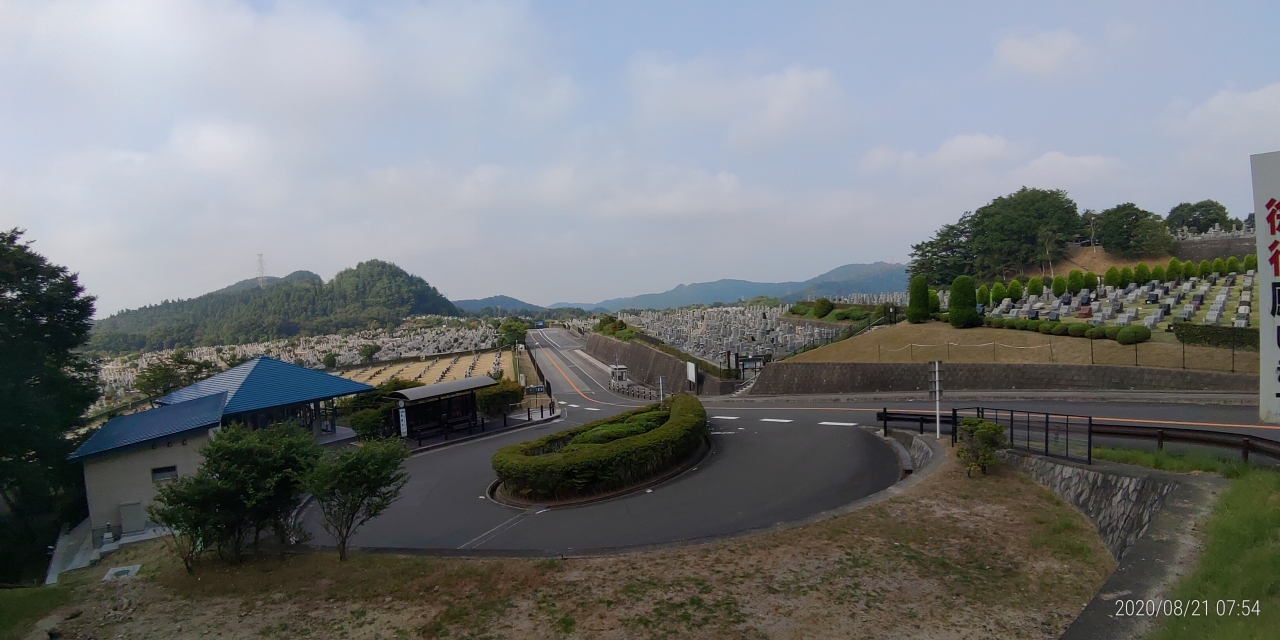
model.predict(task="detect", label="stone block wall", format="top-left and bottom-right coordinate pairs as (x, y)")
top-left (1000, 451), bottom-right (1178, 559)
top-left (748, 361), bottom-right (1255, 395)
top-left (1173, 237), bottom-right (1253, 263)
top-left (585, 334), bottom-right (733, 396)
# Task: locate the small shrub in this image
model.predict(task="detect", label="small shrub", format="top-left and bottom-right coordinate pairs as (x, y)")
top-left (1067, 323), bottom-right (1088, 337)
top-left (956, 418), bottom-right (1006, 476)
top-left (1051, 275), bottom-right (1067, 297)
top-left (1007, 279), bottom-right (1023, 301)
top-left (1211, 257), bottom-right (1226, 275)
top-left (789, 304), bottom-right (811, 316)
top-left (1225, 256), bottom-right (1240, 273)
top-left (1119, 267), bottom-right (1134, 287)
top-left (1184, 259), bottom-right (1197, 279)
top-left (1052, 323), bottom-right (1069, 336)
top-left (928, 289), bottom-right (941, 313)
top-left (1151, 265), bottom-right (1165, 282)
top-left (1134, 262), bottom-right (1150, 283)
top-left (1116, 325), bottom-right (1152, 345)
top-left (813, 298), bottom-right (835, 319)
top-left (477, 379), bottom-right (525, 416)
top-left (1083, 272), bottom-right (1098, 291)
top-left (1038, 321), bottom-right (1056, 334)
top-left (1104, 326), bottom-right (1122, 340)
top-left (1003, 318), bottom-right (1018, 329)
top-left (1085, 326), bottom-right (1106, 339)
top-left (1027, 277), bottom-right (1044, 297)
top-left (936, 312), bottom-right (949, 323)
top-left (1245, 254), bottom-right (1258, 271)
top-left (350, 408), bottom-right (390, 440)
top-left (1026, 319), bottom-right (1043, 332)
top-left (1167, 257), bottom-right (1183, 280)
top-left (991, 282), bottom-right (1007, 304)
top-left (1066, 270), bottom-right (1083, 295)
top-left (1014, 318), bottom-right (1030, 330)
top-left (1103, 266), bottom-right (1121, 287)
top-left (976, 284), bottom-right (990, 307)
top-left (1198, 259), bottom-right (1211, 277)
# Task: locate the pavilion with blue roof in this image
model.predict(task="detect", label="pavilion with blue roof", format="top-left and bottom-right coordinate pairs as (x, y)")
top-left (70, 356), bottom-right (373, 539)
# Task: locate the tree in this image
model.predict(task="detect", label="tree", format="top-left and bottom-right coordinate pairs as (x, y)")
top-left (1007, 279), bottom-right (1023, 301)
top-left (358, 343), bottom-right (382, 363)
top-left (1134, 263), bottom-right (1151, 283)
top-left (147, 474), bottom-right (220, 573)
top-left (134, 349), bottom-right (217, 398)
top-left (1083, 272), bottom-right (1098, 291)
top-left (1226, 257), bottom-right (1240, 274)
top-left (1198, 260), bottom-right (1211, 278)
top-left (812, 298), bottom-right (835, 319)
top-left (991, 282), bottom-right (1007, 305)
top-left (949, 276), bottom-right (980, 328)
top-left (1119, 267), bottom-right (1134, 287)
top-left (322, 352), bottom-right (338, 369)
top-left (1051, 276), bottom-right (1067, 297)
top-left (1027, 277), bottom-right (1044, 297)
top-left (907, 215), bottom-right (975, 285)
top-left (1103, 267), bottom-right (1121, 287)
top-left (968, 188), bottom-right (1081, 278)
top-left (1099, 203), bottom-right (1173, 258)
top-left (1166, 200), bottom-right (1231, 233)
top-left (0, 229), bottom-right (99, 584)
top-left (975, 285), bottom-right (989, 308)
top-left (1211, 258), bottom-right (1226, 276)
top-left (498, 318), bottom-right (530, 347)
top-left (1245, 254), bottom-right (1258, 272)
top-left (1152, 265), bottom-right (1166, 282)
top-left (1184, 260), bottom-right (1198, 279)
top-left (306, 439), bottom-right (409, 561)
top-left (906, 275), bottom-right (930, 323)
top-left (1066, 270), bottom-right (1084, 295)
top-left (1167, 258), bottom-right (1183, 281)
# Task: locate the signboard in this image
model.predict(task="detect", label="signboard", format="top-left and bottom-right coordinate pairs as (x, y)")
top-left (526, 385), bottom-right (545, 394)
top-left (398, 407), bottom-right (408, 438)
top-left (686, 361), bottom-right (697, 384)
top-left (1254, 151), bottom-right (1280, 422)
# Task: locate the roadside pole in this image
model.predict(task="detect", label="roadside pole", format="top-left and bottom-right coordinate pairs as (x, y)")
top-left (928, 360), bottom-right (943, 439)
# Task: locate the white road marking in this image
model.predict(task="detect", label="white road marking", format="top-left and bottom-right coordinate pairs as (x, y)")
top-left (711, 416), bottom-right (740, 420)
top-left (583, 407), bottom-right (601, 411)
top-left (818, 422), bottom-right (858, 426)
top-left (709, 431), bottom-right (737, 435)
top-left (568, 404), bottom-right (581, 408)
top-left (760, 418), bottom-right (793, 423)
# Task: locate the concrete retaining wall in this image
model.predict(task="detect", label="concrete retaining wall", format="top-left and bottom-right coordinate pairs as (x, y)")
top-left (1173, 237), bottom-right (1253, 263)
top-left (585, 334), bottom-right (734, 396)
top-left (748, 361), bottom-right (1256, 395)
top-left (1000, 451), bottom-right (1177, 559)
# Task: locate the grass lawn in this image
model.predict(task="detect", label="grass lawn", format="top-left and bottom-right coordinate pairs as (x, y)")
top-left (0, 586), bottom-right (71, 640)
top-left (46, 452), bottom-right (1114, 639)
top-left (1092, 447), bottom-right (1280, 640)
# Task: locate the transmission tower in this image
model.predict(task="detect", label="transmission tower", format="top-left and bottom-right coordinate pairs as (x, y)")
top-left (257, 254), bottom-right (266, 289)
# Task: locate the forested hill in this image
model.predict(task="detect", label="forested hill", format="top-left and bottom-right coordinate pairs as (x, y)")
top-left (90, 260), bottom-right (459, 353)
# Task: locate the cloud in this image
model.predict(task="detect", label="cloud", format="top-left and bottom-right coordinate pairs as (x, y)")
top-left (629, 54), bottom-right (845, 150)
top-left (993, 30), bottom-right (1088, 76)
top-left (860, 134), bottom-right (1020, 173)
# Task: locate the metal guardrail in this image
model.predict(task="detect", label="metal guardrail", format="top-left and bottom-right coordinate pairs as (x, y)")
top-left (875, 406), bottom-right (1280, 464)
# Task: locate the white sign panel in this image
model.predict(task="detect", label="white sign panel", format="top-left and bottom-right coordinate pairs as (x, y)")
top-left (1254, 151), bottom-right (1280, 422)
top-left (687, 361), bottom-right (697, 384)
top-left (399, 407), bottom-right (408, 438)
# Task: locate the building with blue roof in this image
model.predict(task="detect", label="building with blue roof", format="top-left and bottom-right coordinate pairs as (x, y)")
top-left (70, 357), bottom-right (373, 538)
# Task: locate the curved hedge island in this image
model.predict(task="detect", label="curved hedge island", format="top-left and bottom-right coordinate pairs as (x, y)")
top-left (491, 394), bottom-right (708, 502)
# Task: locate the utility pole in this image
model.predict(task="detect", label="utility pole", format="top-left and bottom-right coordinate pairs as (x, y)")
top-left (928, 361), bottom-right (943, 440)
top-left (658, 376), bottom-right (665, 403)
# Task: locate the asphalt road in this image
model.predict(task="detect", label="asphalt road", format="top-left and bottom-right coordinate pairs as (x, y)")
top-left (303, 328), bottom-right (1279, 554)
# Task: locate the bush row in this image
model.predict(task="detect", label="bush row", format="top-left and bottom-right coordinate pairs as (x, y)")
top-left (491, 394), bottom-right (708, 501)
top-left (982, 317), bottom-right (1152, 344)
top-left (1170, 323), bottom-right (1260, 350)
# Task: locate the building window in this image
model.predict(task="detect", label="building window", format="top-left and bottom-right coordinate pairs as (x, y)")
top-left (151, 466), bottom-right (178, 484)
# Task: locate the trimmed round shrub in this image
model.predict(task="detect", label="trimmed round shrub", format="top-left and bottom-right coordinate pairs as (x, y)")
top-left (1085, 327), bottom-right (1106, 339)
top-left (813, 298), bottom-right (835, 319)
top-left (991, 282), bottom-right (1007, 304)
top-left (1066, 270), bottom-right (1083, 295)
top-left (1007, 279), bottom-right (1023, 301)
top-left (1103, 266), bottom-right (1120, 287)
top-left (928, 289), bottom-right (941, 313)
top-left (1184, 260), bottom-right (1197, 279)
top-left (1104, 326), bottom-right (1121, 340)
top-left (1245, 254), bottom-right (1258, 271)
top-left (1211, 258), bottom-right (1226, 276)
top-left (1116, 325), bottom-right (1152, 345)
top-left (1014, 318), bottom-right (1029, 330)
top-left (1067, 323), bottom-right (1088, 337)
top-left (906, 275), bottom-right (930, 323)
top-left (1167, 257), bottom-right (1183, 280)
top-left (1003, 318), bottom-right (1018, 329)
top-left (1051, 323), bottom-right (1069, 336)
top-left (976, 284), bottom-right (990, 307)
top-left (1119, 267), bottom-right (1134, 287)
top-left (492, 396), bottom-right (707, 500)
top-left (1198, 259), bottom-right (1211, 278)
top-left (1027, 277), bottom-right (1044, 297)
top-left (1026, 319), bottom-right (1043, 332)
top-left (1083, 271), bottom-right (1099, 291)
top-left (1225, 256), bottom-right (1240, 274)
top-left (1051, 275), bottom-right (1067, 297)
top-left (1151, 265), bottom-right (1165, 282)
top-left (949, 276), bottom-right (981, 328)
top-left (1134, 262), bottom-right (1150, 283)
top-left (1038, 321), bottom-right (1055, 334)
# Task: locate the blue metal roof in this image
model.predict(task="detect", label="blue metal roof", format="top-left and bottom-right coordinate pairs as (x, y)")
top-left (155, 356), bottom-right (373, 415)
top-left (69, 392), bottom-right (227, 461)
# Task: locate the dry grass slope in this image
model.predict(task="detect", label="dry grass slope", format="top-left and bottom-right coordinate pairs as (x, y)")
top-left (44, 453), bottom-right (1113, 639)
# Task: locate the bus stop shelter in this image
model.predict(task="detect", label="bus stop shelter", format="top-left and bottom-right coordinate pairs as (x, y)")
top-left (383, 376), bottom-right (498, 445)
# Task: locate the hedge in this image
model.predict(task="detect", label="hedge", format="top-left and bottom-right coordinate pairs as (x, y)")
top-left (1014, 318), bottom-right (1029, 330)
top-left (491, 395), bottom-right (707, 500)
top-left (1027, 319), bottom-right (1043, 332)
top-left (1116, 325), bottom-right (1152, 345)
top-left (1085, 326), bottom-right (1106, 339)
top-left (1171, 323), bottom-right (1260, 350)
top-left (1003, 318), bottom-right (1018, 329)
top-left (476, 378), bottom-right (525, 415)
top-left (1104, 326), bottom-right (1121, 340)
top-left (1067, 323), bottom-right (1088, 337)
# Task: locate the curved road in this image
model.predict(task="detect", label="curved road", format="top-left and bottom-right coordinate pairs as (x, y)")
top-left (304, 328), bottom-right (1279, 555)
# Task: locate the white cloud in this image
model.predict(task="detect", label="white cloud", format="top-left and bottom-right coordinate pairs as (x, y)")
top-left (629, 54), bottom-right (845, 149)
top-left (860, 134), bottom-right (1021, 173)
top-left (993, 30), bottom-right (1088, 76)
top-left (1008, 152), bottom-right (1122, 188)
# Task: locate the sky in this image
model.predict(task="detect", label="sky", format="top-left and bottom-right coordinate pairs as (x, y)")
top-left (2, 1), bottom-right (1279, 316)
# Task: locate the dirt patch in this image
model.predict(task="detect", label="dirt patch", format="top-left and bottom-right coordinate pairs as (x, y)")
top-left (44, 452), bottom-right (1113, 639)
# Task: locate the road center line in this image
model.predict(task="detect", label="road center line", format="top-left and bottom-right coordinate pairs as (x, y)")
top-left (760, 418), bottom-right (793, 423)
top-left (711, 416), bottom-right (740, 420)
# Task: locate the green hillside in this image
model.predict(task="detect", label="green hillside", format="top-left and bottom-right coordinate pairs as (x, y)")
top-left (90, 260), bottom-right (458, 353)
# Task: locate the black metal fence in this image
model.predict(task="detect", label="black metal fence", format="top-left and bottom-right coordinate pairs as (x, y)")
top-left (875, 406), bottom-right (1280, 465)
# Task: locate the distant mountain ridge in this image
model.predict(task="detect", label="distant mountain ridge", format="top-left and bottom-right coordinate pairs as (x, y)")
top-left (90, 260), bottom-right (458, 353)
top-left (454, 295), bottom-right (546, 313)
top-left (548, 262), bottom-right (906, 311)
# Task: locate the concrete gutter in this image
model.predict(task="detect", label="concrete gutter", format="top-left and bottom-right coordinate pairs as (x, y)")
top-left (711, 390), bottom-right (1257, 406)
